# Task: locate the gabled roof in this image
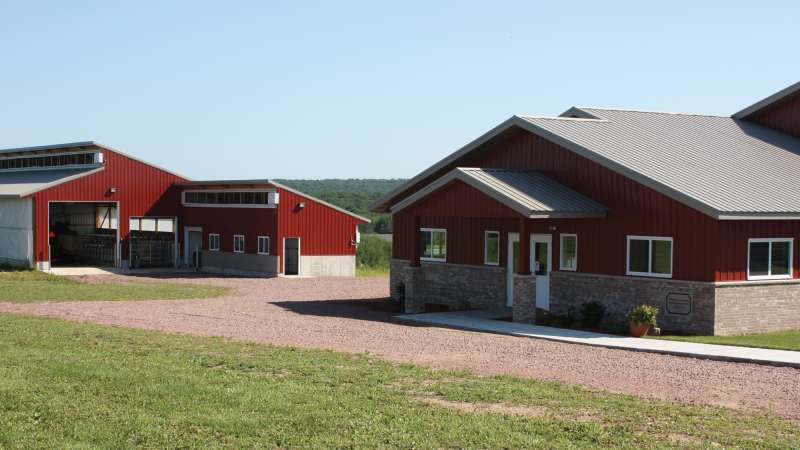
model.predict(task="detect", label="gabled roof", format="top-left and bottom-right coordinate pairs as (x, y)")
top-left (372, 108), bottom-right (800, 219)
top-left (0, 167), bottom-right (104, 198)
top-left (391, 168), bottom-right (607, 218)
top-left (176, 179), bottom-right (370, 223)
top-left (733, 81), bottom-right (800, 119)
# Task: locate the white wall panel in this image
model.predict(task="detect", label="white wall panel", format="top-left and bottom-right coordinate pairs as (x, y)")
top-left (0, 198), bottom-right (33, 267)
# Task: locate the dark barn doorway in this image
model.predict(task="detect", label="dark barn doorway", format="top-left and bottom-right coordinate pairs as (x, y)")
top-left (48, 202), bottom-right (118, 267)
top-left (284, 237), bottom-right (299, 275)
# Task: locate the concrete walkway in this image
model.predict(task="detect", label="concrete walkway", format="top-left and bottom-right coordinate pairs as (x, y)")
top-left (48, 267), bottom-right (198, 276)
top-left (394, 310), bottom-right (800, 368)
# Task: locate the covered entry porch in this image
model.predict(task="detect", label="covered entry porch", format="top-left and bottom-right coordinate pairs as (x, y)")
top-left (390, 168), bottom-right (607, 322)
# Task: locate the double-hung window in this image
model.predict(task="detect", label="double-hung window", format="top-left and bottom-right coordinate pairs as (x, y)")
top-left (484, 231), bottom-right (500, 265)
top-left (420, 228), bottom-right (447, 262)
top-left (208, 233), bottom-right (220, 252)
top-left (258, 236), bottom-right (270, 255)
top-left (233, 235), bottom-right (245, 253)
top-left (560, 234), bottom-right (578, 271)
top-left (626, 236), bottom-right (672, 278)
top-left (748, 238), bottom-right (793, 280)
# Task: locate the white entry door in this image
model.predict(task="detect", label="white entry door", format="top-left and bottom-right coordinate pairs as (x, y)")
top-left (531, 234), bottom-right (552, 310)
top-left (506, 233), bottom-right (519, 307)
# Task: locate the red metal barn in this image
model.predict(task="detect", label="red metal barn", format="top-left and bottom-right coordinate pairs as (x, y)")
top-left (0, 142), bottom-right (367, 277)
top-left (0, 142), bottom-right (185, 270)
top-left (373, 81), bottom-right (800, 336)
top-left (177, 180), bottom-right (368, 276)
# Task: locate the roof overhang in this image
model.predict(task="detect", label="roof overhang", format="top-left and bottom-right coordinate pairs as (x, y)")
top-left (390, 167), bottom-right (607, 219)
top-left (0, 166), bottom-right (105, 198)
top-left (733, 81), bottom-right (800, 119)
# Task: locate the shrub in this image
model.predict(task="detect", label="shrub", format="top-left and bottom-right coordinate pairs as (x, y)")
top-left (580, 301), bottom-right (606, 328)
top-left (356, 235), bottom-right (391, 271)
top-left (628, 305), bottom-right (658, 326)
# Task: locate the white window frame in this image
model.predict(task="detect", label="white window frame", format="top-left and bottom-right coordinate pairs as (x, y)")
top-left (182, 189), bottom-right (278, 209)
top-left (208, 233), bottom-right (220, 252)
top-left (420, 228), bottom-right (447, 262)
top-left (484, 231), bottom-right (500, 266)
top-left (257, 236), bottom-right (270, 255)
top-left (233, 235), bottom-right (245, 254)
top-left (559, 233), bottom-right (578, 271)
top-left (626, 235), bottom-right (673, 279)
top-left (747, 238), bottom-right (793, 281)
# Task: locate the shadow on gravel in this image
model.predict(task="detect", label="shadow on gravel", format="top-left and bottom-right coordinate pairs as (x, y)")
top-left (273, 298), bottom-right (401, 322)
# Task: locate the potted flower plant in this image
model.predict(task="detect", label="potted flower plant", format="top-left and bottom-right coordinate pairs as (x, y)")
top-left (628, 305), bottom-right (658, 337)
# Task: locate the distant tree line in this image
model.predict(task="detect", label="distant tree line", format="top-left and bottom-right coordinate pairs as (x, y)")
top-left (275, 179), bottom-right (406, 234)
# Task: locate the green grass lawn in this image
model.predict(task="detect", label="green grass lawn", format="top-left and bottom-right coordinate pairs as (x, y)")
top-left (0, 270), bottom-right (229, 303)
top-left (0, 314), bottom-right (797, 448)
top-left (356, 266), bottom-right (389, 277)
top-left (653, 329), bottom-right (800, 352)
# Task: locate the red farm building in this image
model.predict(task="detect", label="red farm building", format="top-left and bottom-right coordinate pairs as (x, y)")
top-left (0, 142), bottom-right (367, 277)
top-left (372, 81), bottom-right (800, 336)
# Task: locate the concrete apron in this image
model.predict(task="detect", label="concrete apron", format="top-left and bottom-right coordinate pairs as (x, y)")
top-left (393, 310), bottom-right (800, 369)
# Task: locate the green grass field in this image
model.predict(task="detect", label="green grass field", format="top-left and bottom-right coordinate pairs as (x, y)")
top-left (653, 330), bottom-right (800, 352)
top-left (0, 314), bottom-right (797, 449)
top-left (0, 270), bottom-right (228, 303)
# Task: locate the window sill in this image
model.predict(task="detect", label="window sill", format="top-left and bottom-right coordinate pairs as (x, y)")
top-left (559, 267), bottom-right (577, 272)
top-left (420, 257), bottom-right (446, 263)
top-left (484, 261), bottom-right (500, 266)
top-left (626, 271), bottom-right (672, 279)
top-left (746, 275), bottom-right (792, 281)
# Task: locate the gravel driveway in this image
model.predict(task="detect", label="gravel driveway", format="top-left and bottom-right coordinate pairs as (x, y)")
top-left (1, 274), bottom-right (799, 422)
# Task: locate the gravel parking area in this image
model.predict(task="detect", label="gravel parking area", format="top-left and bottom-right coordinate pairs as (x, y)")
top-left (1, 274), bottom-right (799, 422)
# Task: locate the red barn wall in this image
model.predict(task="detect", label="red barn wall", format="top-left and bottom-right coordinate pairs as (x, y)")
top-left (277, 188), bottom-right (364, 272)
top-left (746, 93), bottom-right (800, 138)
top-left (181, 206), bottom-right (278, 254)
top-left (393, 129), bottom-right (722, 282)
top-left (30, 150), bottom-right (185, 262)
top-left (716, 220), bottom-right (800, 281)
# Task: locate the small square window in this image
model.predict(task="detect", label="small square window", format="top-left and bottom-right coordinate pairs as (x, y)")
top-left (258, 236), bottom-right (270, 255)
top-left (560, 234), bottom-right (577, 271)
top-left (208, 233), bottom-right (220, 252)
top-left (748, 238), bottom-right (793, 280)
top-left (233, 235), bottom-right (245, 253)
top-left (420, 228), bottom-right (446, 262)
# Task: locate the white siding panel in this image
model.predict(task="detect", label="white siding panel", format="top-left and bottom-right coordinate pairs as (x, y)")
top-left (0, 198), bottom-right (33, 267)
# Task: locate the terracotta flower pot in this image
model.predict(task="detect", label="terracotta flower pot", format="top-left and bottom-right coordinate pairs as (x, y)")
top-left (629, 321), bottom-right (650, 337)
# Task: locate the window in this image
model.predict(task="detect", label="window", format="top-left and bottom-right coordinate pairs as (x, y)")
top-left (0, 151), bottom-right (99, 172)
top-left (420, 228), bottom-right (446, 262)
top-left (748, 238), bottom-right (793, 280)
top-left (258, 236), bottom-right (270, 255)
top-left (560, 234), bottom-right (577, 271)
top-left (233, 235), bottom-right (245, 253)
top-left (626, 236), bottom-right (672, 278)
top-left (208, 233), bottom-right (220, 252)
top-left (183, 190), bottom-right (274, 208)
top-left (484, 231), bottom-right (500, 265)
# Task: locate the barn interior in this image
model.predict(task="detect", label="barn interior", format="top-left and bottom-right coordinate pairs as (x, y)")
top-left (48, 202), bottom-right (118, 267)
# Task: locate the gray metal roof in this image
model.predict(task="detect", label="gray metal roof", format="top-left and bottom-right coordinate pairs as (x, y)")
top-left (521, 108), bottom-right (800, 218)
top-left (733, 81), bottom-right (800, 119)
top-left (0, 167), bottom-right (104, 198)
top-left (391, 168), bottom-right (607, 218)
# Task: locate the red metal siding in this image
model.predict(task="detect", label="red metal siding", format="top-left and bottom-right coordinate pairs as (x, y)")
top-left (747, 92), bottom-right (800, 138)
top-left (277, 188), bottom-right (366, 272)
top-left (30, 150), bottom-right (185, 263)
top-left (716, 220), bottom-right (800, 281)
top-left (393, 130), bottom-right (721, 281)
top-left (181, 206), bottom-right (278, 254)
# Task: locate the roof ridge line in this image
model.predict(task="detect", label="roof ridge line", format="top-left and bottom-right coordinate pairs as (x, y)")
top-left (517, 114), bottom-right (609, 122)
top-left (577, 106), bottom-right (729, 118)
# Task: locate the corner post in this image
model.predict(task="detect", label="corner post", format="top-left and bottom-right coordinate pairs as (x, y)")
top-left (411, 215), bottom-right (421, 267)
top-left (518, 217), bottom-right (531, 275)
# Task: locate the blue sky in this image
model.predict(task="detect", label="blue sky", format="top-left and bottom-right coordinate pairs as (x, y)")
top-left (1, 1), bottom-right (798, 179)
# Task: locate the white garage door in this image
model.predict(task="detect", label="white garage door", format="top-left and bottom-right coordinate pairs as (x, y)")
top-left (0, 198), bottom-right (34, 268)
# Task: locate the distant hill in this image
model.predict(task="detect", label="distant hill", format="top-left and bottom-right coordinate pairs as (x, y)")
top-left (275, 179), bottom-right (406, 234)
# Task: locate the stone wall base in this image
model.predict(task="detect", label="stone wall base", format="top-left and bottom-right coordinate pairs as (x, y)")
top-left (512, 274), bottom-right (536, 323)
top-left (550, 271), bottom-right (716, 335)
top-left (715, 281), bottom-right (800, 335)
top-left (391, 258), bottom-right (506, 313)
